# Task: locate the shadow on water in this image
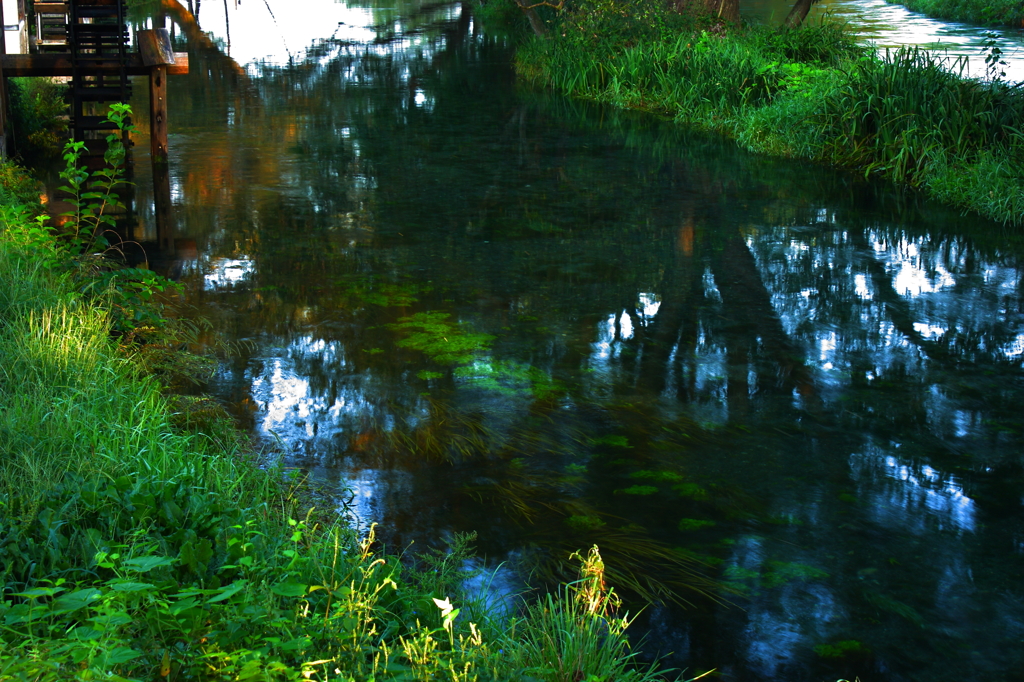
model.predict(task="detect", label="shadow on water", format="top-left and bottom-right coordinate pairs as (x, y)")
top-left (126, 0), bottom-right (1024, 679)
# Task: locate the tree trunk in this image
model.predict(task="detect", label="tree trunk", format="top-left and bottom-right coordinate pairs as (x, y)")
top-left (784, 0), bottom-right (817, 28)
top-left (704, 0), bottom-right (739, 22)
top-left (514, 0), bottom-right (548, 37)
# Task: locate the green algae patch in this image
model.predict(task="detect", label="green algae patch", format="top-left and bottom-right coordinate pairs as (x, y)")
top-left (614, 485), bottom-right (659, 496)
top-left (763, 561), bottom-right (829, 587)
top-left (630, 469), bottom-right (685, 482)
top-left (343, 275), bottom-right (429, 307)
top-left (453, 360), bottom-right (562, 399)
top-left (813, 639), bottom-right (870, 658)
top-left (387, 311), bottom-right (495, 364)
top-left (673, 483), bottom-right (709, 500)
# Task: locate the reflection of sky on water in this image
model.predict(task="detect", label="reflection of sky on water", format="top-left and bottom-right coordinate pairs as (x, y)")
top-left (203, 257), bottom-right (254, 289)
top-left (850, 443), bottom-right (977, 533)
top-left (176, 0), bottom-right (461, 71)
top-left (247, 335), bottom-right (386, 451)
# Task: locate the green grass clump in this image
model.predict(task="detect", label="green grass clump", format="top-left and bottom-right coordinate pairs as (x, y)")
top-left (513, 0), bottom-right (1024, 227)
top-left (0, 160), bottom-right (683, 680)
top-left (887, 0), bottom-right (1024, 27)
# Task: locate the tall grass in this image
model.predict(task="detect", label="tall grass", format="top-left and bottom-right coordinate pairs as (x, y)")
top-left (514, 0), bottom-right (1024, 227)
top-left (0, 159), bottom-right (690, 680)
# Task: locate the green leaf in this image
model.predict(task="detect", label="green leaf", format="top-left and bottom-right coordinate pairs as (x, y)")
top-left (95, 646), bottom-right (142, 666)
top-left (122, 555), bottom-right (175, 573)
top-left (207, 580), bottom-right (248, 603)
top-left (270, 582), bottom-right (308, 598)
top-left (108, 581), bottom-right (156, 593)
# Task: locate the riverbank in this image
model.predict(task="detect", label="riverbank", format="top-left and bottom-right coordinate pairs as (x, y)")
top-left (0, 157), bottom-right (676, 680)
top-left (886, 0), bottom-right (1024, 27)
top-left (504, 0), bottom-right (1024, 227)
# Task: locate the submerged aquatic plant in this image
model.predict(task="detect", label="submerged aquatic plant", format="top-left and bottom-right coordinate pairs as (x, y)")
top-left (388, 311), bottom-right (495, 364)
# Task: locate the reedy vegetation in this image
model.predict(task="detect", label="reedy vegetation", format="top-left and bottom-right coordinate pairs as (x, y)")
top-left (505, 0), bottom-right (1024, 227)
top-left (0, 124), bottom-right (680, 679)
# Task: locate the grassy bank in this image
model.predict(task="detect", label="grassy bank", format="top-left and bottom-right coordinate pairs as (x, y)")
top-left (886, 0), bottom-right (1024, 28)
top-left (505, 0), bottom-right (1024, 227)
top-left (0, 158), bottom-right (678, 680)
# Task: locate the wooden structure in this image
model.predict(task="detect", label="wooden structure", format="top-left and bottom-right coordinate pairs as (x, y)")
top-left (0, 1), bottom-right (188, 254)
top-left (0, 0), bottom-right (188, 162)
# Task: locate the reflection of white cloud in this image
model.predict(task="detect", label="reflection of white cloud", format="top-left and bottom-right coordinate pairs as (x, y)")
top-left (183, 0), bottom-right (377, 66)
top-left (851, 446), bottom-right (976, 533)
top-left (892, 261), bottom-right (956, 296)
top-left (589, 314), bottom-right (618, 366)
top-left (204, 257), bottom-right (254, 289)
top-left (818, 331), bottom-right (837, 370)
top-left (854, 274), bottom-right (871, 300)
top-left (256, 359), bottom-right (312, 433)
top-left (247, 336), bottom-right (375, 450)
top-left (637, 292), bottom-right (660, 320)
top-left (913, 322), bottom-right (947, 339)
top-left (619, 311), bottom-right (633, 340)
top-left (1003, 333), bottom-right (1024, 359)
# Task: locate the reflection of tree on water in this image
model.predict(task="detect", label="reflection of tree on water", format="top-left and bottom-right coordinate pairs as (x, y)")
top-left (155, 2), bottom-right (1024, 678)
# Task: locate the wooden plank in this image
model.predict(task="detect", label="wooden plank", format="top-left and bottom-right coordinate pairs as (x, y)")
top-left (137, 28), bottom-right (174, 66)
top-left (0, 51), bottom-right (188, 76)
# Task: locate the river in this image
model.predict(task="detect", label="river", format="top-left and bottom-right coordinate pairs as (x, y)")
top-left (127, 0), bottom-right (1024, 679)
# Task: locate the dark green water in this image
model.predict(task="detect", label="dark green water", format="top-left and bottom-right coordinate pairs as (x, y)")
top-left (128, 2), bottom-right (1024, 679)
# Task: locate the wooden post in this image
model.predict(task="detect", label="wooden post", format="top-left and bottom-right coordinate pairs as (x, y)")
top-left (0, 0), bottom-right (7, 160)
top-left (149, 64), bottom-right (168, 164)
top-left (137, 29), bottom-right (174, 165)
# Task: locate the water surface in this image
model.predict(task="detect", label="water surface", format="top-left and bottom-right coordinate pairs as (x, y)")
top-left (128, 1), bottom-right (1024, 680)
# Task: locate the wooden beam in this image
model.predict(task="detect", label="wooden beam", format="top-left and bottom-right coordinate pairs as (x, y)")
top-left (0, 51), bottom-right (189, 76)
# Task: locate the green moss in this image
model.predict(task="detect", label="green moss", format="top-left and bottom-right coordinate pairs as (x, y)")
top-left (416, 370), bottom-right (445, 380)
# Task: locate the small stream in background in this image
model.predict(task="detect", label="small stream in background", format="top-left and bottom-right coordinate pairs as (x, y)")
top-left (123, 0), bottom-right (1024, 679)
